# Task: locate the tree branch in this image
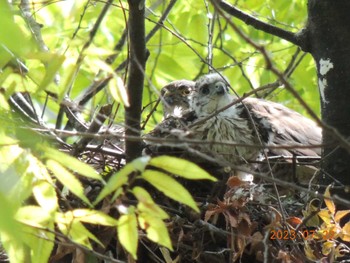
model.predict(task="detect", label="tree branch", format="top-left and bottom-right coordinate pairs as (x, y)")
top-left (125, 0), bottom-right (147, 162)
top-left (75, 0), bottom-right (179, 108)
top-left (211, 0), bottom-right (308, 50)
top-left (212, 0), bottom-right (350, 154)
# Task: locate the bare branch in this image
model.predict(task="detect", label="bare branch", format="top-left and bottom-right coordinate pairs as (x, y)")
top-left (211, 0), bottom-right (307, 49)
top-left (211, 0), bottom-right (350, 154)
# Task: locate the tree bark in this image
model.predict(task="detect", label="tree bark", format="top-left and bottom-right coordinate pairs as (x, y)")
top-left (125, 0), bottom-right (146, 162)
top-left (307, 0), bottom-right (350, 201)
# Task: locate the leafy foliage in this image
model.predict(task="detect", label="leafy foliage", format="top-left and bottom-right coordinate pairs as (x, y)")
top-left (0, 0), bottom-right (341, 262)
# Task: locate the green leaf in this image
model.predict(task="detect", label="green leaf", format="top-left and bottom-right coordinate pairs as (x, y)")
top-left (0, 2), bottom-right (33, 59)
top-left (149, 156), bottom-right (216, 181)
top-left (19, 221), bottom-right (55, 263)
top-left (0, 145), bottom-right (23, 174)
top-left (0, 93), bottom-right (9, 110)
top-left (15, 206), bottom-right (53, 227)
top-left (1, 232), bottom-right (28, 263)
top-left (138, 212), bottom-right (173, 250)
top-left (71, 209), bottom-right (118, 226)
top-left (14, 206), bottom-right (55, 263)
top-left (118, 213), bottom-right (138, 259)
top-left (43, 147), bottom-right (103, 181)
top-left (93, 156), bottom-right (150, 205)
top-left (142, 170), bottom-right (199, 212)
top-left (33, 180), bottom-right (58, 213)
top-left (46, 160), bottom-right (92, 206)
top-left (34, 52), bottom-right (65, 92)
top-left (133, 187), bottom-right (169, 219)
top-left (108, 75), bottom-right (130, 107)
top-left (30, 221), bottom-right (55, 263)
top-left (92, 60), bottom-right (130, 107)
top-left (93, 167), bottom-right (129, 205)
top-left (56, 211), bottom-right (103, 248)
top-left (0, 174), bottom-right (30, 262)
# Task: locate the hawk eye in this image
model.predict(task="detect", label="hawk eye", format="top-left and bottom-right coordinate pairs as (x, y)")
top-left (200, 85), bottom-right (210, 95)
top-left (179, 86), bottom-right (191, 95)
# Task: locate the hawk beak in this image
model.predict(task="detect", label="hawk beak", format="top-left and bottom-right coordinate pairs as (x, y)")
top-left (216, 83), bottom-right (226, 95)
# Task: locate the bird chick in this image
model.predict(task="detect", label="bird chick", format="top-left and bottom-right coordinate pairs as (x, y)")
top-left (160, 80), bottom-right (195, 118)
top-left (191, 73), bottom-right (322, 183)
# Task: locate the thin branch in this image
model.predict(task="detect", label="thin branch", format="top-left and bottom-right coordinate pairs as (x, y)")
top-left (211, 0), bottom-right (350, 154)
top-left (145, 0), bottom-right (178, 42)
top-left (20, 0), bottom-right (49, 52)
top-left (212, 0), bottom-right (305, 49)
top-left (47, 128), bottom-right (326, 152)
top-left (75, 0), bottom-right (179, 107)
top-left (72, 104), bottom-right (112, 156)
top-left (56, 0), bottom-right (113, 129)
top-left (204, 0), bottom-right (214, 70)
top-left (71, 0), bottom-right (91, 40)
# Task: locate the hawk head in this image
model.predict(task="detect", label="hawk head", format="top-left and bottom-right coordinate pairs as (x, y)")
top-left (160, 80), bottom-right (195, 118)
top-left (191, 73), bottom-right (233, 116)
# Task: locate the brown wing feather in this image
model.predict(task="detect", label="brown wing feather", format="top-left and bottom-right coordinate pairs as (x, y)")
top-left (240, 97), bottom-right (322, 157)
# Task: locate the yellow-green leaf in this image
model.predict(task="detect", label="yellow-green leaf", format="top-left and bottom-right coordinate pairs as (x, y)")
top-left (56, 212), bottom-right (103, 248)
top-left (0, 93), bottom-right (9, 110)
top-left (43, 147), bottom-right (102, 181)
top-left (33, 180), bottom-right (58, 213)
top-left (0, 1), bottom-right (33, 57)
top-left (35, 52), bottom-right (65, 92)
top-left (108, 75), bottom-right (129, 107)
top-left (335, 210), bottom-right (350, 223)
top-left (322, 240), bottom-right (335, 255)
top-left (341, 221), bottom-right (350, 242)
top-left (15, 205), bottom-right (52, 228)
top-left (142, 170), bottom-right (199, 212)
top-left (304, 241), bottom-right (317, 261)
top-left (47, 160), bottom-right (92, 206)
top-left (324, 185), bottom-right (335, 215)
top-left (0, 232), bottom-right (28, 263)
top-left (138, 212), bottom-right (173, 250)
top-left (149, 156), bottom-right (216, 181)
top-left (20, 221), bottom-right (55, 263)
top-left (94, 167), bottom-right (129, 205)
top-left (118, 213), bottom-right (138, 259)
top-left (318, 209), bottom-right (333, 224)
top-left (0, 193), bottom-right (21, 240)
top-left (71, 209), bottom-right (118, 226)
top-left (133, 187), bottom-right (169, 219)
top-left (94, 156), bottom-right (150, 205)
top-left (302, 199), bottom-right (320, 226)
top-left (31, 222), bottom-right (54, 263)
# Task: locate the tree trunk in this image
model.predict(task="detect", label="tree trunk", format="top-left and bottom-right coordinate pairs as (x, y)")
top-left (307, 0), bottom-right (350, 201)
top-left (125, 0), bottom-right (146, 162)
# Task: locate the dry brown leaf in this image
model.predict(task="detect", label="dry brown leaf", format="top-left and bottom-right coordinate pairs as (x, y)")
top-left (227, 212), bottom-right (238, 228)
top-left (286, 216), bottom-right (303, 228)
top-left (227, 176), bottom-right (244, 188)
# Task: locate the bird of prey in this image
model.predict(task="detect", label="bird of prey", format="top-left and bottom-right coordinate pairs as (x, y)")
top-left (189, 73), bottom-right (322, 178)
top-left (143, 80), bottom-right (196, 156)
top-left (160, 79), bottom-right (195, 118)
